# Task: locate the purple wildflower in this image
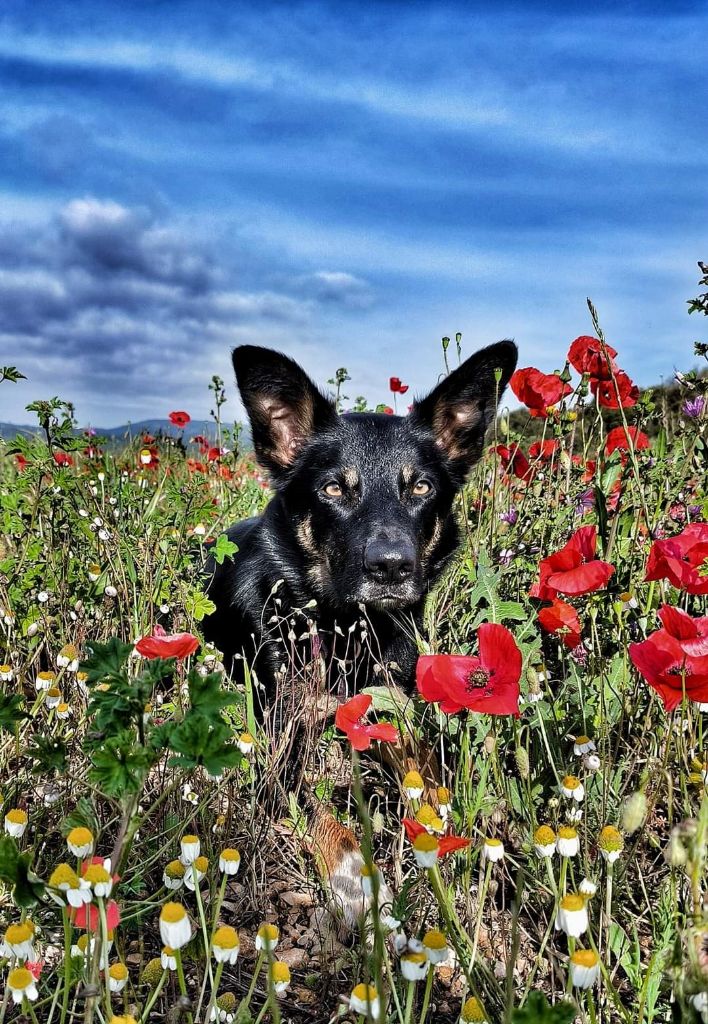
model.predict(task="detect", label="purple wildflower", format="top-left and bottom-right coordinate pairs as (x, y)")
top-left (682, 396), bottom-right (705, 418)
top-left (499, 508), bottom-right (518, 525)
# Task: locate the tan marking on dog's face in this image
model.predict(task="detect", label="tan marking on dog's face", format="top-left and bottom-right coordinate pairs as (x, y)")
top-left (342, 466), bottom-right (359, 489)
top-left (422, 514), bottom-right (444, 559)
top-left (296, 514), bottom-right (318, 556)
top-left (401, 463), bottom-right (416, 487)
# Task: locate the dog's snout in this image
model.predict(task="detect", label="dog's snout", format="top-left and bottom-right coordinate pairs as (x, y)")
top-left (364, 536), bottom-right (416, 583)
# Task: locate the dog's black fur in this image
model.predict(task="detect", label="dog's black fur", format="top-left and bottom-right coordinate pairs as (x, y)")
top-left (203, 342), bottom-right (517, 711)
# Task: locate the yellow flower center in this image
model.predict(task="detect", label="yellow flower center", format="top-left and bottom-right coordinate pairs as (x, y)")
top-left (271, 962), bottom-right (290, 982)
top-left (558, 826), bottom-right (578, 840)
top-left (461, 996), bottom-right (487, 1022)
top-left (239, 732), bottom-right (253, 744)
top-left (60, 644), bottom-right (79, 659)
top-left (562, 775), bottom-right (581, 790)
top-left (109, 963), bottom-right (128, 980)
top-left (8, 967), bottom-right (32, 990)
top-left (0, 664), bottom-right (11, 672)
top-left (422, 929), bottom-right (446, 950)
top-left (160, 903), bottom-right (186, 924)
top-left (47, 687), bottom-right (61, 698)
top-left (6, 809), bottom-right (27, 824)
top-left (68, 827), bottom-right (94, 847)
top-left (413, 833), bottom-right (439, 853)
top-left (351, 983), bottom-right (378, 1002)
top-left (84, 865), bottom-right (110, 885)
top-left (436, 787), bottom-right (450, 804)
top-left (194, 856), bottom-right (209, 872)
top-left (182, 834), bottom-right (198, 845)
top-left (560, 893), bottom-right (585, 912)
top-left (485, 837), bottom-right (502, 847)
top-left (575, 735), bottom-right (591, 745)
top-left (404, 951), bottom-right (427, 965)
top-left (258, 923), bottom-right (279, 941)
top-left (50, 863), bottom-right (80, 888)
top-left (165, 859), bottom-right (186, 879)
top-left (38, 671), bottom-right (56, 682)
top-left (416, 804), bottom-right (443, 831)
top-left (534, 825), bottom-right (556, 845)
top-left (220, 848), bottom-right (240, 863)
top-left (213, 926), bottom-right (239, 950)
top-left (598, 826), bottom-right (624, 852)
top-left (403, 770), bottom-right (424, 790)
top-left (6, 922), bottom-right (33, 944)
top-left (57, 703), bottom-right (70, 713)
top-left (571, 949), bottom-right (599, 968)
top-left (77, 935), bottom-right (89, 952)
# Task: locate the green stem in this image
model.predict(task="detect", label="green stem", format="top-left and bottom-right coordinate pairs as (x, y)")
top-left (139, 971), bottom-right (168, 1023)
top-left (419, 965), bottom-right (435, 1024)
top-left (59, 907), bottom-right (72, 1024)
top-left (204, 960), bottom-right (225, 1024)
top-left (402, 980), bottom-right (416, 1024)
top-left (240, 951), bottom-right (265, 1012)
top-left (469, 861), bottom-right (492, 971)
top-left (97, 898), bottom-right (112, 1018)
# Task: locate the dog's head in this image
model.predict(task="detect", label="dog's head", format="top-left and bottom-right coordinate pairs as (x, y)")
top-left (233, 341), bottom-right (517, 610)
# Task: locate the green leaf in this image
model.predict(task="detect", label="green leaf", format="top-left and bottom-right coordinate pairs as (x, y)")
top-left (62, 797), bottom-right (101, 838)
top-left (185, 590), bottom-right (217, 622)
top-left (89, 732), bottom-right (154, 798)
top-left (0, 836), bottom-right (45, 908)
top-left (26, 734), bottom-right (68, 774)
top-left (467, 549), bottom-right (527, 625)
top-left (81, 637), bottom-right (134, 686)
top-left (212, 533), bottom-right (238, 565)
top-left (0, 692), bottom-right (28, 734)
top-left (168, 716), bottom-right (240, 777)
top-left (511, 991), bottom-right (576, 1023)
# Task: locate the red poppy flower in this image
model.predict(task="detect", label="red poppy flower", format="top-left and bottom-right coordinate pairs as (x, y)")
top-left (530, 526), bottom-right (615, 600)
top-left (629, 629), bottom-right (708, 711)
top-left (169, 410), bottom-right (191, 428)
top-left (142, 433), bottom-right (155, 444)
top-left (658, 605), bottom-right (708, 657)
top-left (510, 368), bottom-right (572, 418)
top-left (590, 371), bottom-right (639, 409)
top-left (15, 454), bottom-right (28, 471)
top-left (528, 439), bottom-right (560, 462)
top-left (389, 377), bottom-right (409, 395)
top-left (416, 624), bottom-right (522, 716)
top-left (494, 444), bottom-right (531, 482)
top-left (191, 434), bottom-right (209, 446)
top-left (24, 960), bottom-right (43, 981)
top-left (567, 336), bottom-right (618, 379)
top-left (334, 694), bottom-right (399, 751)
top-left (53, 451), bottom-right (73, 467)
top-left (538, 599), bottom-right (582, 649)
top-left (207, 447), bottom-right (221, 462)
top-left (71, 899), bottom-right (121, 933)
top-left (605, 426), bottom-right (650, 456)
top-left (645, 523), bottom-right (708, 595)
top-left (187, 459), bottom-right (207, 474)
top-left (402, 819), bottom-right (471, 857)
top-left (135, 625), bottom-right (200, 660)
top-left (382, 406), bottom-right (394, 415)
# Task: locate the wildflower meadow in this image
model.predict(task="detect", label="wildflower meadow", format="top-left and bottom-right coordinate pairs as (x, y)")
top-left (0, 286), bottom-right (707, 1024)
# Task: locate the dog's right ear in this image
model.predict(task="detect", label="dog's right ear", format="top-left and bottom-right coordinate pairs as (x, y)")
top-left (232, 346), bottom-right (337, 477)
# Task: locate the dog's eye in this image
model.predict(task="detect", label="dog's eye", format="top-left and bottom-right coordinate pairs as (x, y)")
top-left (323, 481), bottom-right (343, 498)
top-left (412, 480), bottom-right (432, 496)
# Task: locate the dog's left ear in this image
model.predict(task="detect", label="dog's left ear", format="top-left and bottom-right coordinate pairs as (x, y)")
top-left (410, 340), bottom-right (517, 482)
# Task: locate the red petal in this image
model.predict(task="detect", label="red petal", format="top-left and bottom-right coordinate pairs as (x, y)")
top-left (403, 818), bottom-right (426, 843)
top-left (335, 694), bottom-right (372, 728)
top-left (478, 623), bottom-right (522, 691)
top-left (438, 836), bottom-right (471, 857)
top-left (364, 723), bottom-right (399, 745)
top-left (547, 560), bottom-right (615, 595)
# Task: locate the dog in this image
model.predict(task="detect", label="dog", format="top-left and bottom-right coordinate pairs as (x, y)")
top-left (203, 340), bottom-right (517, 707)
top-left (202, 340), bottom-right (517, 930)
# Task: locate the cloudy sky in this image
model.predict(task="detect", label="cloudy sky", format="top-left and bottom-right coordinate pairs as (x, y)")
top-left (1, 1), bottom-right (706, 427)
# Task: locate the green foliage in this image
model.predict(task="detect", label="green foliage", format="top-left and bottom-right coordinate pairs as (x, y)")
top-left (211, 532), bottom-right (239, 565)
top-left (511, 992), bottom-right (576, 1023)
top-left (0, 365), bottom-right (26, 383)
top-left (0, 835), bottom-right (45, 908)
top-left (0, 691), bottom-right (28, 733)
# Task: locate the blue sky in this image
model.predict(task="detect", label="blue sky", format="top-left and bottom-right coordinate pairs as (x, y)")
top-left (0, 0), bottom-right (706, 426)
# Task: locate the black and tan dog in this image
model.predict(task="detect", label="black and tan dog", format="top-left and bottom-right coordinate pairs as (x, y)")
top-left (203, 340), bottom-right (517, 720)
top-left (203, 341), bottom-right (516, 927)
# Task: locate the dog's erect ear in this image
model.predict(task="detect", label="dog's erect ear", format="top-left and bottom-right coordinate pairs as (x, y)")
top-left (232, 345), bottom-right (337, 475)
top-left (410, 340), bottom-right (517, 482)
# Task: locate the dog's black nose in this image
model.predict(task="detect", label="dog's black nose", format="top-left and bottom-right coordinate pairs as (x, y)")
top-left (364, 537), bottom-right (416, 583)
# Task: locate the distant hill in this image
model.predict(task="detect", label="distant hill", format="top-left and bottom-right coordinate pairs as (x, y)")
top-left (0, 418), bottom-right (251, 446)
